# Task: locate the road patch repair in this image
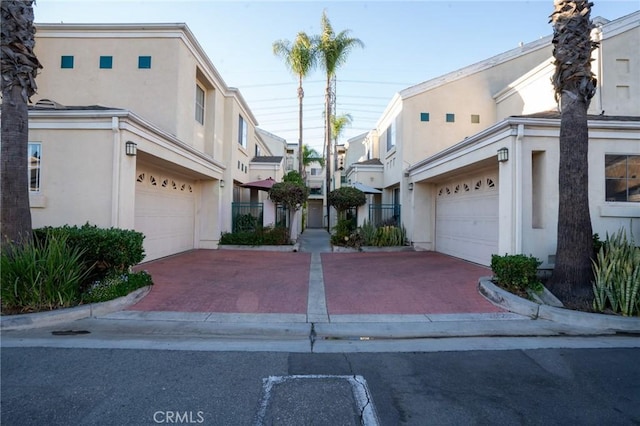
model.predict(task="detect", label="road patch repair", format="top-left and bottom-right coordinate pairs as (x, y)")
top-left (254, 375), bottom-right (379, 425)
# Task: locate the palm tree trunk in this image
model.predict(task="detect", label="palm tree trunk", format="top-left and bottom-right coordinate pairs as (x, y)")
top-left (325, 75), bottom-right (332, 232)
top-left (549, 92), bottom-right (593, 301)
top-left (1, 84), bottom-right (33, 247)
top-left (297, 76), bottom-right (304, 177)
top-left (547, 0), bottom-right (597, 302)
top-left (1, 0), bottom-right (41, 249)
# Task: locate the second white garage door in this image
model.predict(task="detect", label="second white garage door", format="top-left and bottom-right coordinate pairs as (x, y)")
top-left (435, 173), bottom-right (499, 266)
top-left (135, 167), bottom-right (196, 261)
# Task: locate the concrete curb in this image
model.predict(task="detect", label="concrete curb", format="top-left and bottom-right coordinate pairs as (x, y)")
top-left (478, 277), bottom-right (640, 333)
top-left (0, 286), bottom-right (151, 331)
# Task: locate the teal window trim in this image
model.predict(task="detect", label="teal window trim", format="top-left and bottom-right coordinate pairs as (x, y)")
top-left (61, 56), bottom-right (74, 69)
top-left (138, 56), bottom-right (151, 69)
top-left (420, 112), bottom-right (429, 122)
top-left (99, 56), bottom-right (112, 69)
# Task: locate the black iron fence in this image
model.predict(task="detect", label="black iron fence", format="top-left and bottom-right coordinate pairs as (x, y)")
top-left (232, 202), bottom-right (263, 232)
top-left (369, 203), bottom-right (401, 226)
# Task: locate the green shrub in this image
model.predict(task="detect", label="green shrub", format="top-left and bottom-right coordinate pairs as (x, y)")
top-left (327, 187), bottom-right (366, 213)
top-left (592, 230), bottom-right (640, 316)
top-left (234, 213), bottom-right (259, 232)
top-left (331, 218), bottom-right (357, 245)
top-left (490, 254), bottom-right (542, 292)
top-left (1, 234), bottom-right (90, 313)
top-left (260, 226), bottom-right (291, 245)
top-left (219, 226), bottom-right (291, 245)
top-left (34, 224), bottom-right (145, 281)
top-left (83, 271), bottom-right (153, 303)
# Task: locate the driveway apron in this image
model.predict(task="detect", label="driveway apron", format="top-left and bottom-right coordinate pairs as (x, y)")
top-left (131, 250), bottom-right (310, 314)
top-left (130, 235), bottom-right (501, 316)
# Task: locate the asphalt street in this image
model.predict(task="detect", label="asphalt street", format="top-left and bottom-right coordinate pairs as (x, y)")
top-left (2, 346), bottom-right (639, 425)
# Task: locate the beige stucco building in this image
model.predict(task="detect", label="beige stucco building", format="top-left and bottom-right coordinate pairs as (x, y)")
top-left (28, 23), bottom-right (283, 261)
top-left (346, 11), bottom-right (639, 266)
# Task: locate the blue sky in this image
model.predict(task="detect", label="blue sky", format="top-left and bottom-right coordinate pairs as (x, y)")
top-left (35, 1), bottom-right (639, 152)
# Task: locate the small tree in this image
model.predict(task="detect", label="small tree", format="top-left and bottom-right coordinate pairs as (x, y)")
top-left (269, 181), bottom-right (309, 240)
top-left (282, 170), bottom-right (304, 186)
top-left (328, 187), bottom-right (366, 216)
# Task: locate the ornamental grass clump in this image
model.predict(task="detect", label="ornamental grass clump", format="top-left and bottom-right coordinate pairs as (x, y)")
top-left (592, 230), bottom-right (640, 316)
top-left (1, 233), bottom-right (89, 313)
top-left (356, 220), bottom-right (406, 247)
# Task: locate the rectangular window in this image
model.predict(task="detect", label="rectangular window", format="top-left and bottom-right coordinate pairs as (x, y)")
top-left (531, 151), bottom-right (545, 228)
top-left (605, 154), bottom-right (640, 202)
top-left (61, 55), bottom-right (74, 69)
top-left (471, 114), bottom-right (480, 124)
top-left (138, 56), bottom-right (152, 69)
top-left (28, 143), bottom-right (41, 192)
top-left (446, 113), bottom-right (455, 123)
top-left (386, 122), bottom-right (395, 151)
top-left (255, 144), bottom-right (261, 157)
top-left (238, 115), bottom-right (247, 148)
top-left (195, 85), bottom-right (205, 124)
top-left (615, 58), bottom-right (630, 74)
top-left (99, 56), bottom-right (112, 69)
top-left (420, 112), bottom-right (430, 122)
top-left (616, 85), bottom-right (630, 100)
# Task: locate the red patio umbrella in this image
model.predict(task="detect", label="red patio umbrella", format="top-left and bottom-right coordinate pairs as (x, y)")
top-left (240, 177), bottom-right (276, 191)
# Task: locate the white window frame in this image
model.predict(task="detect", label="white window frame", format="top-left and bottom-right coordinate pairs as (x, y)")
top-left (238, 115), bottom-right (247, 148)
top-left (28, 142), bottom-right (42, 192)
top-left (386, 122), bottom-right (395, 151)
top-left (605, 154), bottom-right (639, 203)
top-left (195, 84), bottom-right (205, 125)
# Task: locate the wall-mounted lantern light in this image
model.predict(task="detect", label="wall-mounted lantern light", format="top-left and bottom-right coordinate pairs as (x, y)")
top-left (497, 147), bottom-right (509, 163)
top-left (125, 141), bottom-right (137, 156)
top-left (408, 182), bottom-right (414, 190)
top-left (220, 180), bottom-right (225, 188)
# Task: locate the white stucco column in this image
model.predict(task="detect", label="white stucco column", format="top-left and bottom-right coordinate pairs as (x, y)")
top-left (263, 197), bottom-right (276, 228)
top-left (498, 134), bottom-right (518, 255)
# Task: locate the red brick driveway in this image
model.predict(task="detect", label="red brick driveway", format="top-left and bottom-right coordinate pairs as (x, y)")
top-left (131, 249), bottom-right (501, 316)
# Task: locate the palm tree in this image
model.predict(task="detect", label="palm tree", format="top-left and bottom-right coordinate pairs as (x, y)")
top-left (316, 11), bottom-right (363, 231)
top-left (273, 32), bottom-right (317, 176)
top-left (1, 0), bottom-right (42, 250)
top-left (302, 144), bottom-right (325, 169)
top-left (331, 113), bottom-right (352, 171)
top-left (547, 0), bottom-right (599, 302)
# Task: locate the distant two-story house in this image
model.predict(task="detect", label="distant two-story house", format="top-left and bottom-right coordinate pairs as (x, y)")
top-left (347, 11), bottom-right (639, 266)
top-left (28, 23), bottom-right (283, 261)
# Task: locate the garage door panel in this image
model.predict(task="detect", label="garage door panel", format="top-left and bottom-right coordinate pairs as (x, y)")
top-left (435, 173), bottom-right (498, 266)
top-left (135, 169), bottom-right (195, 261)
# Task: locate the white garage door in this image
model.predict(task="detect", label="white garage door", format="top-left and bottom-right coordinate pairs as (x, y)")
top-left (135, 168), bottom-right (196, 261)
top-left (435, 173), bottom-right (499, 266)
